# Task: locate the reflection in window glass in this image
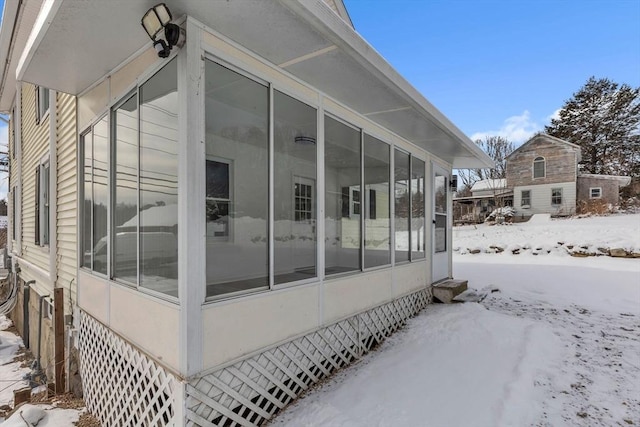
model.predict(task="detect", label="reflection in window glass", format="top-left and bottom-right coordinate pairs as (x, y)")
top-left (325, 116), bottom-right (361, 275)
top-left (205, 60), bottom-right (269, 297)
top-left (274, 90), bottom-right (317, 284)
top-left (92, 117), bottom-right (109, 275)
top-left (113, 94), bottom-right (139, 283)
top-left (139, 59), bottom-right (179, 296)
top-left (394, 149), bottom-right (410, 263)
top-left (364, 134), bottom-right (390, 268)
top-left (411, 158), bottom-right (426, 258)
top-left (81, 131), bottom-right (92, 268)
top-left (434, 173), bottom-right (447, 253)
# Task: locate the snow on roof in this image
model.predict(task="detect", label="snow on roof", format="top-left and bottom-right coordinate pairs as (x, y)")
top-left (471, 179), bottom-right (507, 192)
top-left (578, 174), bottom-right (632, 186)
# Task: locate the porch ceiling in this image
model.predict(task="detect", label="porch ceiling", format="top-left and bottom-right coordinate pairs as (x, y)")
top-left (17, 0), bottom-right (492, 168)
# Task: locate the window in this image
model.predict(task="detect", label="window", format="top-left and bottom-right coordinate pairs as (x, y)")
top-left (274, 90), bottom-right (317, 285)
top-left (35, 86), bottom-right (50, 125)
top-left (551, 188), bottom-right (562, 205)
top-left (80, 59), bottom-right (179, 297)
top-left (11, 108), bottom-right (15, 159)
top-left (80, 116), bottom-right (108, 274)
top-left (412, 157), bottom-right (426, 258)
top-left (434, 172), bottom-right (446, 254)
top-left (206, 159), bottom-right (232, 240)
top-left (325, 116), bottom-right (361, 276)
top-left (394, 149), bottom-right (410, 263)
top-left (521, 190), bottom-right (531, 207)
top-left (294, 179), bottom-right (313, 222)
top-left (35, 158), bottom-right (50, 246)
top-left (533, 156), bottom-right (545, 178)
top-left (11, 187), bottom-right (16, 241)
top-left (590, 187), bottom-right (602, 199)
top-left (364, 134), bottom-right (390, 268)
top-left (205, 59), bottom-right (269, 297)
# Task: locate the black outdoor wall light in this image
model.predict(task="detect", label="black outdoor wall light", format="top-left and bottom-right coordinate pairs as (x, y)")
top-left (141, 3), bottom-right (184, 58)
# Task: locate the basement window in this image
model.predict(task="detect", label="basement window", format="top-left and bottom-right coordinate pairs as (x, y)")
top-left (590, 187), bottom-right (602, 199)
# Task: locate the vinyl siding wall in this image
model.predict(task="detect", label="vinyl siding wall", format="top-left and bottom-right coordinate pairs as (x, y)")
top-left (513, 181), bottom-right (576, 217)
top-left (18, 84), bottom-right (51, 294)
top-left (55, 92), bottom-right (78, 313)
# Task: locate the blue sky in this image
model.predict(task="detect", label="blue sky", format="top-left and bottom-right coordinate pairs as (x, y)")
top-left (345, 0), bottom-right (640, 144)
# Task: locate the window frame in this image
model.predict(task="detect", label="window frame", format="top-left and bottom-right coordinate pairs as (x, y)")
top-left (206, 156), bottom-right (233, 242)
top-left (533, 156), bottom-right (545, 179)
top-left (521, 190), bottom-right (531, 207)
top-left (35, 155), bottom-right (50, 247)
top-left (589, 187), bottom-right (602, 199)
top-left (35, 86), bottom-right (50, 125)
top-left (551, 188), bottom-right (563, 206)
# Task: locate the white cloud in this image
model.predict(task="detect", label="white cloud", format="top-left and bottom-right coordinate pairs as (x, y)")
top-left (547, 108), bottom-right (561, 122)
top-left (471, 110), bottom-right (541, 145)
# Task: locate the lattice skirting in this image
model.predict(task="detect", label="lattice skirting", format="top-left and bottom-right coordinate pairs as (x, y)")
top-left (186, 287), bottom-right (432, 427)
top-left (78, 311), bottom-right (179, 426)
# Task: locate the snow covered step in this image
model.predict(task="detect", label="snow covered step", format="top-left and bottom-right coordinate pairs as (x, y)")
top-left (432, 279), bottom-right (468, 304)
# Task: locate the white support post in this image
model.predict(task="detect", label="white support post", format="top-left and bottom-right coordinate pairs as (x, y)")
top-left (178, 18), bottom-right (205, 378)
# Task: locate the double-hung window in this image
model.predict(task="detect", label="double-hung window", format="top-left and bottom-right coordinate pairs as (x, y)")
top-left (521, 190), bottom-right (531, 207)
top-left (551, 188), bottom-right (562, 205)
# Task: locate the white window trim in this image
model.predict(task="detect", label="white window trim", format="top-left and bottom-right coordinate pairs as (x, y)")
top-left (551, 188), bottom-right (563, 206)
top-left (37, 154), bottom-right (51, 248)
top-left (206, 156), bottom-right (233, 242)
top-left (533, 156), bottom-right (545, 179)
top-left (35, 86), bottom-right (50, 125)
top-left (589, 187), bottom-right (602, 199)
top-left (521, 190), bottom-right (531, 208)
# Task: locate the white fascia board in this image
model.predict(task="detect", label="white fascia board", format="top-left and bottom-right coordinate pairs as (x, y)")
top-left (16, 0), bottom-right (62, 84)
top-left (0, 0), bottom-right (20, 112)
top-left (282, 0), bottom-right (494, 168)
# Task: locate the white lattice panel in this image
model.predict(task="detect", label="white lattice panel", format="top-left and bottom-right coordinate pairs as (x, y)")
top-left (79, 311), bottom-right (179, 426)
top-left (186, 288), bottom-right (432, 426)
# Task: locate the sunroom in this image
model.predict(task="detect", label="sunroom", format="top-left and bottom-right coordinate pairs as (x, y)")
top-left (18, 1), bottom-right (492, 424)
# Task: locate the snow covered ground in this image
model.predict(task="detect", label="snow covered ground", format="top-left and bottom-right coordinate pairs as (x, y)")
top-left (271, 214), bottom-right (640, 426)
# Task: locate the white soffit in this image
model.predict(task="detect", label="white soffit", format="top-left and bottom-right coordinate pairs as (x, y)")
top-left (17, 0), bottom-right (492, 167)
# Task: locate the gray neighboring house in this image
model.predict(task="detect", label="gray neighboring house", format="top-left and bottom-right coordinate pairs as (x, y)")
top-left (506, 134), bottom-right (630, 218)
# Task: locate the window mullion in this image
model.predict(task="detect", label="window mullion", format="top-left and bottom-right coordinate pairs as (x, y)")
top-left (360, 130), bottom-right (364, 271)
top-left (268, 84), bottom-right (274, 290)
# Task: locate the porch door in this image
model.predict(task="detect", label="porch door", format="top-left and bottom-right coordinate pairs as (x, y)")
top-left (432, 165), bottom-right (449, 282)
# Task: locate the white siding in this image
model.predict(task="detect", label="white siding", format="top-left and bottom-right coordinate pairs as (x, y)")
top-left (514, 181), bottom-right (576, 217)
top-left (18, 84), bottom-right (52, 294)
top-left (56, 92), bottom-right (78, 314)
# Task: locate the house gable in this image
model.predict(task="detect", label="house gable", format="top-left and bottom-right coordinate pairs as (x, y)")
top-left (506, 134), bottom-right (580, 188)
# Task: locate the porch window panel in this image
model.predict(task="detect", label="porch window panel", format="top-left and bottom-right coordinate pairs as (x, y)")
top-left (273, 90), bottom-right (317, 284)
top-left (364, 134), bottom-right (390, 268)
top-left (205, 60), bottom-right (269, 297)
top-left (394, 149), bottom-right (410, 263)
top-left (139, 59), bottom-right (179, 296)
top-left (113, 94), bottom-right (139, 284)
top-left (411, 158), bottom-right (426, 258)
top-left (92, 116), bottom-right (109, 275)
top-left (81, 131), bottom-right (92, 268)
top-left (325, 116), bottom-right (361, 275)
top-left (434, 172), bottom-right (447, 254)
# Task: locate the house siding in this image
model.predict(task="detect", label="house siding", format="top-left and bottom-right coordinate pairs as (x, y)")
top-left (56, 92), bottom-right (78, 314)
top-left (18, 83), bottom-right (51, 290)
top-left (576, 176), bottom-right (621, 207)
top-left (514, 181), bottom-right (576, 217)
top-left (506, 136), bottom-right (579, 188)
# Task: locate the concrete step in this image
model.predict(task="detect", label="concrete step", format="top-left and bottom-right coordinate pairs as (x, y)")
top-left (432, 279), bottom-right (468, 304)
